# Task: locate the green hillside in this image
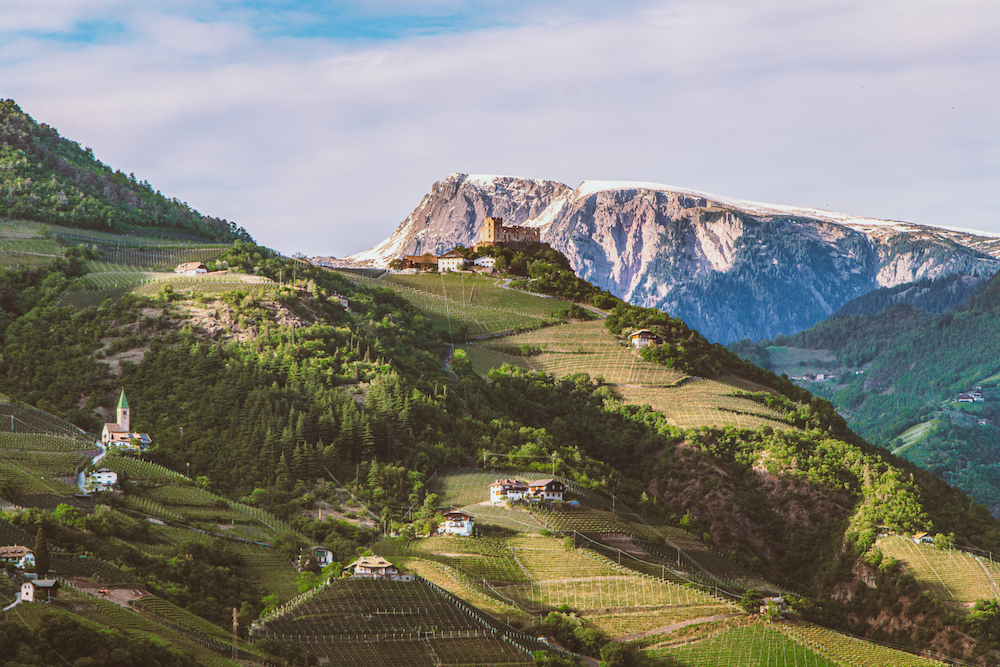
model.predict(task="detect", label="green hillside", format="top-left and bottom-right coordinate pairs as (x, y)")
top-left (744, 271), bottom-right (1000, 514)
top-left (2, 232), bottom-right (1000, 664)
top-left (0, 100), bottom-right (250, 242)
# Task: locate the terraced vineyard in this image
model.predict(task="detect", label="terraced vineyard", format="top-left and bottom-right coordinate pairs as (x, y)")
top-left (877, 535), bottom-right (1000, 603)
top-left (465, 319), bottom-right (687, 385)
top-left (0, 403), bottom-right (88, 437)
top-left (779, 622), bottom-right (946, 667)
top-left (462, 320), bottom-right (794, 432)
top-left (463, 504), bottom-right (547, 533)
top-left (250, 577), bottom-right (548, 666)
top-left (339, 271), bottom-right (560, 337)
top-left (41, 585), bottom-right (247, 666)
top-left (646, 622), bottom-right (841, 667)
top-left (131, 275), bottom-right (278, 297)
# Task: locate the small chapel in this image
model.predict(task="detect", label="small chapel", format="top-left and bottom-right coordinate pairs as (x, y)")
top-left (100, 389), bottom-right (152, 450)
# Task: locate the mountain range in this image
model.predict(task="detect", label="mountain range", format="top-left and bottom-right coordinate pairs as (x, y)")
top-left (340, 173), bottom-right (1000, 343)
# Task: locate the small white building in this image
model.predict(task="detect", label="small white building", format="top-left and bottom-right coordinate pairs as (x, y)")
top-left (474, 256), bottom-right (496, 270)
top-left (913, 532), bottom-right (934, 544)
top-left (528, 479), bottom-right (567, 502)
top-left (309, 546), bottom-right (334, 568)
top-left (21, 579), bottom-right (59, 603)
top-left (629, 329), bottom-right (665, 349)
top-left (89, 468), bottom-right (118, 487)
top-left (490, 478), bottom-right (528, 504)
top-left (437, 250), bottom-right (468, 272)
top-left (439, 510), bottom-right (474, 537)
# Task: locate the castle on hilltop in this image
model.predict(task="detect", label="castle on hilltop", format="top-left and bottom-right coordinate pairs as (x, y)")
top-left (101, 389), bottom-right (152, 450)
top-left (475, 217), bottom-right (541, 249)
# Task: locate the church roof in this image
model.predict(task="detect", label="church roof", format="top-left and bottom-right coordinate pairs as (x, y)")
top-left (116, 390), bottom-right (129, 410)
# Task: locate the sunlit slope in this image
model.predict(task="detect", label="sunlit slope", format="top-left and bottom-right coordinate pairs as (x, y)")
top-left (878, 535), bottom-right (1000, 604)
top-left (463, 320), bottom-right (795, 431)
top-left (339, 271), bottom-right (563, 336)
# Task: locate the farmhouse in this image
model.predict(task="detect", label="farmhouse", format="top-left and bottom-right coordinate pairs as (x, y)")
top-left (913, 532), bottom-right (934, 544)
top-left (0, 545), bottom-right (34, 569)
top-left (21, 579), bottom-right (59, 603)
top-left (476, 217), bottom-right (541, 250)
top-left (174, 262), bottom-right (208, 275)
top-left (100, 390), bottom-right (152, 451)
top-left (473, 256), bottom-right (496, 270)
top-left (85, 468), bottom-right (119, 490)
top-left (437, 250), bottom-right (468, 272)
top-left (629, 329), bottom-right (665, 349)
top-left (527, 479), bottom-right (566, 502)
top-left (439, 510), bottom-right (474, 537)
top-left (346, 556), bottom-right (412, 580)
top-left (490, 478), bottom-right (528, 504)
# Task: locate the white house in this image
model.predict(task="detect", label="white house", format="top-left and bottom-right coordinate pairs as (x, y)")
top-left (439, 510), bottom-right (474, 537)
top-left (0, 545), bottom-right (34, 569)
top-left (174, 262), bottom-right (208, 275)
top-left (87, 468), bottom-right (118, 489)
top-left (913, 532), bottom-right (934, 544)
top-left (437, 250), bottom-right (468, 272)
top-left (473, 256), bottom-right (496, 270)
top-left (527, 479), bottom-right (567, 502)
top-left (490, 478), bottom-right (528, 504)
top-left (21, 579), bottom-right (59, 603)
top-left (309, 546), bottom-right (334, 568)
top-left (629, 329), bottom-right (665, 349)
top-left (348, 556), bottom-right (401, 579)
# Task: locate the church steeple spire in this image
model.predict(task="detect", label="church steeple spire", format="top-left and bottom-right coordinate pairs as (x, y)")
top-left (116, 389), bottom-right (130, 432)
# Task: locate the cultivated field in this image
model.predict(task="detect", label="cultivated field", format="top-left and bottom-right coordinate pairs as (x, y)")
top-left (877, 535), bottom-right (1000, 603)
top-left (339, 271), bottom-right (561, 337)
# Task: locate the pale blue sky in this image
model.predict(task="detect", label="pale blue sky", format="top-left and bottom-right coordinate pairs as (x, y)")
top-left (1, 1), bottom-right (998, 256)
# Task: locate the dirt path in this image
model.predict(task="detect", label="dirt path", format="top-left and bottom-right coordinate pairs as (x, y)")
top-left (614, 613), bottom-right (743, 642)
top-left (67, 579), bottom-right (151, 608)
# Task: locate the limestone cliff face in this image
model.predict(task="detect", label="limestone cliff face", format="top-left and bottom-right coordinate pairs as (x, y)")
top-left (347, 173), bottom-right (570, 264)
top-left (341, 175), bottom-right (1000, 343)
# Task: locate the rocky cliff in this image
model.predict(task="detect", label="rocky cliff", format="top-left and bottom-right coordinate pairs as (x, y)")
top-left (341, 175), bottom-right (1000, 343)
top-left (346, 173), bottom-right (570, 264)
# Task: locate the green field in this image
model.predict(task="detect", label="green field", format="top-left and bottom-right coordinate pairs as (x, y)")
top-left (465, 319), bottom-right (687, 385)
top-left (877, 535), bottom-right (1000, 603)
top-left (340, 271), bottom-right (562, 337)
top-left (646, 622), bottom-right (841, 667)
top-left (891, 420), bottom-right (940, 456)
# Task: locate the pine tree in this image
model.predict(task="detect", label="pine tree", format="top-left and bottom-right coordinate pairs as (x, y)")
top-left (34, 525), bottom-right (49, 577)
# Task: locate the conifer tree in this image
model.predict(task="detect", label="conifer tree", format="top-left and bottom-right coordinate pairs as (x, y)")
top-left (34, 525), bottom-right (49, 577)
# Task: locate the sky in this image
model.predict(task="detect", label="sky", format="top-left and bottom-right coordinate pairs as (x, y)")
top-left (1, 0), bottom-right (998, 257)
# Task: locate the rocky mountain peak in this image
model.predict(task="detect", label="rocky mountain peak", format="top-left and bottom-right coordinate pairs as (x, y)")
top-left (339, 174), bottom-right (1000, 342)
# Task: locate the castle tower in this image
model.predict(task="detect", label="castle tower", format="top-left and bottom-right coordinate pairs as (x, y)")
top-left (480, 217), bottom-right (504, 245)
top-left (116, 389), bottom-right (130, 433)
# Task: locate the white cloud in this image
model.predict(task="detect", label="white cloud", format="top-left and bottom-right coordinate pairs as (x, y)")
top-left (1, 0), bottom-right (998, 255)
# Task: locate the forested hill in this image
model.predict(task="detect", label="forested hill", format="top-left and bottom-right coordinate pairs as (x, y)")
top-left (6, 239), bottom-right (1000, 663)
top-left (749, 270), bottom-right (1000, 513)
top-left (0, 99), bottom-right (250, 242)
top-left (832, 272), bottom-right (989, 317)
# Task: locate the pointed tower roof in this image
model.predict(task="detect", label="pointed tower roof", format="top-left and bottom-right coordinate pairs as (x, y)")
top-left (116, 390), bottom-right (129, 410)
